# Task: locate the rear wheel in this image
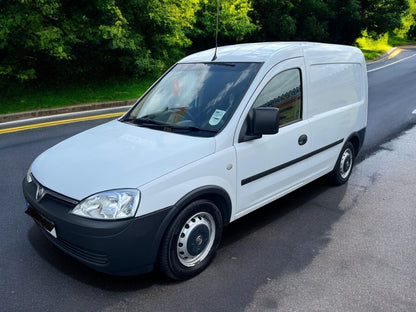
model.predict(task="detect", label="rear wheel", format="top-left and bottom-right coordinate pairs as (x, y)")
top-left (329, 142), bottom-right (355, 185)
top-left (158, 199), bottom-right (223, 280)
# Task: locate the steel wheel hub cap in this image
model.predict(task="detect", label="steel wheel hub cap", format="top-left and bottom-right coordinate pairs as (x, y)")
top-left (177, 212), bottom-right (215, 267)
top-left (340, 148), bottom-right (353, 179)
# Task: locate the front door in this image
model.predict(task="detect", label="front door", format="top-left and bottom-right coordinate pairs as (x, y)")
top-left (234, 58), bottom-right (315, 218)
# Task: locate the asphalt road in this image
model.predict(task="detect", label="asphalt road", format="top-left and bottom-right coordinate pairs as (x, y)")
top-left (363, 47), bottom-right (416, 157)
top-left (1, 47), bottom-right (416, 312)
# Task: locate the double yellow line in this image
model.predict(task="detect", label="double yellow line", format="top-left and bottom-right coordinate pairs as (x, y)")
top-left (0, 112), bottom-right (124, 135)
top-left (388, 48), bottom-right (402, 59)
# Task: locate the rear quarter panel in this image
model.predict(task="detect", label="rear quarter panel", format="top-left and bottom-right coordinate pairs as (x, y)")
top-left (303, 59), bottom-right (367, 169)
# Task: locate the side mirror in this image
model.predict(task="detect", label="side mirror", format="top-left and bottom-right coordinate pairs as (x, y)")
top-left (239, 107), bottom-right (279, 142)
top-left (252, 107), bottom-right (280, 135)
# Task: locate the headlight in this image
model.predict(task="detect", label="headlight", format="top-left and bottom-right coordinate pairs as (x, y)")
top-left (71, 189), bottom-right (140, 220)
top-left (26, 165), bottom-right (33, 183)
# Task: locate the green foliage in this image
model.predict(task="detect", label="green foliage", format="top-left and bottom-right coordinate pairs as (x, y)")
top-left (188, 0), bottom-right (258, 52)
top-left (250, 0), bottom-right (410, 45)
top-left (388, 32), bottom-right (410, 45)
top-left (0, 0), bottom-right (256, 89)
top-left (360, 49), bottom-right (387, 60)
top-left (356, 0), bottom-right (414, 61)
top-left (0, 0), bottom-right (64, 82)
top-left (0, 0), bottom-right (139, 83)
top-left (356, 31), bottom-right (392, 60)
top-left (249, 0), bottom-right (297, 41)
top-left (408, 23), bottom-right (416, 40)
top-left (399, 0), bottom-right (416, 40)
top-left (0, 0), bottom-right (415, 104)
top-left (143, 0), bottom-right (200, 68)
top-left (214, 0), bottom-right (258, 40)
top-left (362, 0), bottom-right (409, 38)
top-left (148, 0), bottom-right (199, 48)
top-left (326, 0), bottom-right (362, 44)
top-left (251, 0), bottom-right (362, 43)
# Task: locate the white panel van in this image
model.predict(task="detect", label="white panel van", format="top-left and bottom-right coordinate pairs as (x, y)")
top-left (24, 42), bottom-right (368, 280)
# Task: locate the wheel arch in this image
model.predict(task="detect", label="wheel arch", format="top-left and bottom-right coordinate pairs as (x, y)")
top-left (346, 127), bottom-right (366, 157)
top-left (151, 186), bottom-right (232, 263)
top-left (173, 186), bottom-right (232, 227)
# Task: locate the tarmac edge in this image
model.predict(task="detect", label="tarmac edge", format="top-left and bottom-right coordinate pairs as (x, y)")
top-left (0, 99), bottom-right (136, 124)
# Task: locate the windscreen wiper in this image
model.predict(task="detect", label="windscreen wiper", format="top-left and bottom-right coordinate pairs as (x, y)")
top-left (126, 117), bottom-right (170, 128)
top-left (125, 118), bottom-right (217, 133)
top-left (167, 125), bottom-right (217, 133)
top-left (136, 118), bottom-right (167, 125)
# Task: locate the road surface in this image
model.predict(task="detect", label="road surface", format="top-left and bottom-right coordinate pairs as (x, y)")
top-left (1, 47), bottom-right (416, 311)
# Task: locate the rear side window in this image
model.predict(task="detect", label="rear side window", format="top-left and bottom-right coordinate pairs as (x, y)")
top-left (253, 68), bottom-right (302, 126)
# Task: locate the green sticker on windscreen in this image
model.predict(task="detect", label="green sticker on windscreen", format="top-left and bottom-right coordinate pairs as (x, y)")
top-left (209, 109), bottom-right (226, 126)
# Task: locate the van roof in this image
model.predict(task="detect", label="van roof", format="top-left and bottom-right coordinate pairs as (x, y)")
top-left (179, 42), bottom-right (364, 65)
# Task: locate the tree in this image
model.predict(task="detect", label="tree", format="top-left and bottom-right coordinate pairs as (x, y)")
top-left (250, 0), bottom-right (409, 45)
top-left (188, 0), bottom-right (258, 52)
top-left (0, 0), bottom-right (202, 84)
top-left (295, 0), bottom-right (332, 42)
top-left (394, 0), bottom-right (416, 39)
top-left (0, 0), bottom-right (140, 83)
top-left (362, 0), bottom-right (409, 37)
top-left (133, 0), bottom-right (200, 72)
top-left (0, 0), bottom-right (67, 82)
top-left (250, 0), bottom-right (339, 43)
top-left (249, 0), bottom-right (297, 41)
top-left (326, 0), bottom-right (362, 44)
top-left (117, 0), bottom-right (201, 74)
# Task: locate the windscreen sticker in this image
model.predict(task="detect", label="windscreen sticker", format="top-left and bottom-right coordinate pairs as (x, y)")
top-left (209, 109), bottom-right (226, 126)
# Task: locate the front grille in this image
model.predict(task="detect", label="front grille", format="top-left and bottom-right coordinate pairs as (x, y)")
top-left (29, 176), bottom-right (78, 209)
top-left (43, 191), bottom-right (78, 206)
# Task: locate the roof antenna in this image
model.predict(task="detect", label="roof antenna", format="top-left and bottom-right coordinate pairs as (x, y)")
top-left (211, 0), bottom-right (220, 61)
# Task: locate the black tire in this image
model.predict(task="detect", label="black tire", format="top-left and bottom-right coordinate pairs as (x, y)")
top-left (329, 141), bottom-right (355, 185)
top-left (158, 199), bottom-right (223, 280)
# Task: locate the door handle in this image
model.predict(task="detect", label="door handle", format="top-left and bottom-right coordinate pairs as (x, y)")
top-left (298, 134), bottom-right (308, 145)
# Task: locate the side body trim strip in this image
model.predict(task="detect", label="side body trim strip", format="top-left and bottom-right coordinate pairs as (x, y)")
top-left (241, 139), bottom-right (344, 186)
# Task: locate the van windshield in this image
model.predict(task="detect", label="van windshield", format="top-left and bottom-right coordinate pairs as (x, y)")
top-left (122, 62), bottom-right (262, 137)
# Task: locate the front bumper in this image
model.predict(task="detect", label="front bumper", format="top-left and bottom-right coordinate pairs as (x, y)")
top-left (23, 178), bottom-right (170, 276)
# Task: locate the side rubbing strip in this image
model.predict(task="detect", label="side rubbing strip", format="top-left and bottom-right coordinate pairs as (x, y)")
top-left (241, 139), bottom-right (344, 186)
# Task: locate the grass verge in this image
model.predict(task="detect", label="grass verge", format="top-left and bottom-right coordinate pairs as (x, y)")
top-left (356, 32), bottom-right (392, 61)
top-left (0, 76), bottom-right (156, 115)
top-left (356, 31), bottom-right (413, 61)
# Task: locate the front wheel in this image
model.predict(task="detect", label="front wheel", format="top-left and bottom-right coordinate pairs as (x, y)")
top-left (329, 142), bottom-right (355, 185)
top-left (158, 199), bottom-right (223, 280)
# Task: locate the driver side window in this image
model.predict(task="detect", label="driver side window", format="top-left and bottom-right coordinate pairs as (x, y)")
top-left (253, 68), bottom-right (302, 126)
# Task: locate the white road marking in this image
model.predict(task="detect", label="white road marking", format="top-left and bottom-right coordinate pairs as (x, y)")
top-left (367, 53), bottom-right (416, 73)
